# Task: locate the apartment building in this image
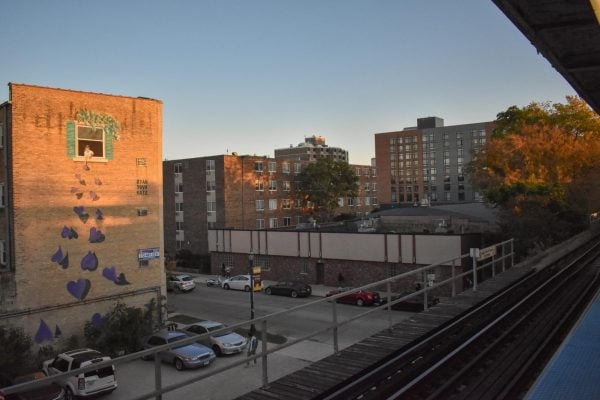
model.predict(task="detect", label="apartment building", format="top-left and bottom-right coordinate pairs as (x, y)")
top-left (274, 135), bottom-right (349, 162)
top-left (0, 83), bottom-right (164, 346)
top-left (375, 117), bottom-right (493, 206)
top-left (163, 154), bottom-right (377, 259)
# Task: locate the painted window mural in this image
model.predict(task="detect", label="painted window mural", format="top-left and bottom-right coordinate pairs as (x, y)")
top-left (36, 109), bottom-right (129, 344)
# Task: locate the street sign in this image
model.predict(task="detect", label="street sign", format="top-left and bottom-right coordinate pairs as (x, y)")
top-left (477, 245), bottom-right (497, 261)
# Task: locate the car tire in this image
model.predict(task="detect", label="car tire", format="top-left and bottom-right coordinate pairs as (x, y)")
top-left (212, 344), bottom-right (222, 357)
top-left (244, 285), bottom-right (250, 292)
top-left (356, 299), bottom-right (365, 307)
top-left (174, 358), bottom-right (184, 371)
top-left (223, 283), bottom-right (230, 290)
top-left (290, 290), bottom-right (298, 298)
top-left (265, 287), bottom-right (272, 295)
top-left (64, 387), bottom-right (75, 400)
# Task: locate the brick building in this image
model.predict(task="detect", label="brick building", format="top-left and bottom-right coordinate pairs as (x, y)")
top-left (0, 83), bottom-right (164, 346)
top-left (163, 154), bottom-right (377, 260)
top-left (375, 117), bottom-right (494, 206)
top-left (274, 135), bottom-right (349, 162)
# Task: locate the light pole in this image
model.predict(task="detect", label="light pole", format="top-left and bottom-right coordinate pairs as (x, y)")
top-left (248, 251), bottom-right (255, 334)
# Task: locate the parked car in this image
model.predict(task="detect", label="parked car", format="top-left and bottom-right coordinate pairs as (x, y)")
top-left (325, 287), bottom-right (381, 306)
top-left (222, 275), bottom-right (252, 291)
top-left (168, 274), bottom-right (196, 293)
top-left (264, 281), bottom-right (312, 298)
top-left (140, 330), bottom-right (216, 371)
top-left (0, 371), bottom-right (64, 400)
top-left (381, 292), bottom-right (440, 312)
top-left (42, 348), bottom-right (116, 400)
top-left (206, 276), bottom-right (224, 288)
top-left (181, 320), bottom-right (247, 356)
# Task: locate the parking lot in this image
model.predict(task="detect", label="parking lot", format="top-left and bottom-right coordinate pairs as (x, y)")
top-left (104, 279), bottom-right (412, 400)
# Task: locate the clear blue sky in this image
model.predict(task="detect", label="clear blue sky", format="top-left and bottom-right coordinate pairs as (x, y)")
top-left (1, 0), bottom-right (576, 165)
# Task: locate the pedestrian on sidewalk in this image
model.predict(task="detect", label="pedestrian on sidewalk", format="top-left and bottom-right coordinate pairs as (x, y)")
top-left (245, 330), bottom-right (258, 367)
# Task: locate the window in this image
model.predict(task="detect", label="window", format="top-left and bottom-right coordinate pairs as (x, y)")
top-left (206, 159), bottom-right (215, 171)
top-left (269, 199), bottom-right (277, 210)
top-left (207, 201), bottom-right (216, 213)
top-left (137, 179), bottom-right (148, 195)
top-left (255, 180), bottom-right (264, 191)
top-left (282, 181), bottom-right (291, 192)
top-left (256, 199), bottom-right (264, 211)
top-left (176, 240), bottom-right (184, 249)
top-left (268, 162), bottom-right (277, 173)
top-left (136, 158), bottom-right (147, 166)
top-left (174, 163), bottom-right (183, 173)
top-left (175, 202), bottom-right (183, 212)
top-left (282, 162), bottom-right (290, 173)
top-left (355, 167), bottom-right (361, 176)
top-left (365, 197), bottom-right (371, 206)
top-left (175, 182), bottom-right (183, 193)
top-left (301, 259), bottom-right (309, 275)
top-left (0, 240), bottom-right (6, 266)
top-left (0, 123), bottom-right (3, 148)
top-left (137, 208), bottom-right (148, 216)
top-left (338, 197), bottom-right (344, 207)
top-left (176, 221), bottom-right (183, 231)
top-left (0, 183), bottom-right (4, 208)
top-left (268, 180), bottom-right (277, 191)
top-left (269, 218), bottom-right (278, 228)
top-left (206, 180), bottom-right (216, 191)
top-left (296, 199), bottom-right (303, 208)
top-left (282, 199), bottom-right (291, 209)
top-left (77, 125), bottom-right (105, 158)
top-left (294, 163), bottom-right (301, 174)
top-left (255, 255), bottom-right (270, 271)
top-left (256, 219), bottom-right (265, 229)
top-left (254, 161), bottom-right (263, 173)
top-left (223, 253), bottom-right (233, 267)
top-left (283, 216), bottom-right (292, 227)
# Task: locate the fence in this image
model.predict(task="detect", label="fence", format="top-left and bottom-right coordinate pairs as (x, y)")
top-left (1, 239), bottom-right (514, 399)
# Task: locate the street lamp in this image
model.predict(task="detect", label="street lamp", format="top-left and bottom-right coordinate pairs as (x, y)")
top-left (248, 251), bottom-right (255, 334)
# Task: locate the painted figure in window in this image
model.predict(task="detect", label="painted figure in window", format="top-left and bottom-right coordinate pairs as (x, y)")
top-left (83, 145), bottom-right (94, 170)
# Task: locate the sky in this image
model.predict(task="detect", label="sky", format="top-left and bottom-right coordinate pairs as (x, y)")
top-left (1, 0), bottom-right (577, 165)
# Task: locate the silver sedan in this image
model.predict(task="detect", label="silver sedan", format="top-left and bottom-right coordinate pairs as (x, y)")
top-left (140, 330), bottom-right (216, 370)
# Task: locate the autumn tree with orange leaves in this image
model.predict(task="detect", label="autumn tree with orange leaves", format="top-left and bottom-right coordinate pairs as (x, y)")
top-left (470, 97), bottom-right (600, 254)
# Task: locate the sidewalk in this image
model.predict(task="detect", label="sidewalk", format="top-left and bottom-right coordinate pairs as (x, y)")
top-left (173, 271), bottom-right (338, 297)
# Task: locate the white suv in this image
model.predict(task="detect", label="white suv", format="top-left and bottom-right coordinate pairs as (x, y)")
top-left (42, 348), bottom-right (117, 399)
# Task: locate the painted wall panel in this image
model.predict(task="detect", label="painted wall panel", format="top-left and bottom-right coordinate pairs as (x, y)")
top-left (415, 235), bottom-right (461, 265)
top-left (321, 233), bottom-right (386, 262)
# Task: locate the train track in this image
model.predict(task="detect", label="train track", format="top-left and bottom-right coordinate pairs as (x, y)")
top-left (320, 238), bottom-right (600, 400)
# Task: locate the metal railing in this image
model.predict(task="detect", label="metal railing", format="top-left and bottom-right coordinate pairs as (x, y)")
top-left (1, 239), bottom-right (514, 399)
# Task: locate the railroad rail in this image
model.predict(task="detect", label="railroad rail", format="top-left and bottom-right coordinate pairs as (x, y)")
top-left (319, 237), bottom-right (600, 400)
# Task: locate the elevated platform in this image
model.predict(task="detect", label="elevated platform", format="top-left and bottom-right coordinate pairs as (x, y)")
top-left (527, 289), bottom-right (600, 400)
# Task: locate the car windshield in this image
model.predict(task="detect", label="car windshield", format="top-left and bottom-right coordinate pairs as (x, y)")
top-left (168, 334), bottom-right (187, 343)
top-left (180, 276), bottom-right (192, 281)
top-left (207, 324), bottom-right (225, 332)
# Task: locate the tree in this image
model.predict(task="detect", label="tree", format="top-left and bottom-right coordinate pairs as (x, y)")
top-left (470, 96), bottom-right (600, 253)
top-left (296, 157), bottom-right (359, 222)
top-left (0, 326), bottom-right (33, 372)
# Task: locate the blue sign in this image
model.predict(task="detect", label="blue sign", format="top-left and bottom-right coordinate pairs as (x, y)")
top-left (138, 248), bottom-right (160, 261)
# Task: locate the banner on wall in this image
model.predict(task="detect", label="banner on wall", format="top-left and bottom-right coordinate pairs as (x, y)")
top-left (138, 248), bottom-right (160, 261)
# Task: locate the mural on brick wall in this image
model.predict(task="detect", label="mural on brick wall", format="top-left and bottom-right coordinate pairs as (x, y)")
top-left (38, 112), bottom-right (127, 344)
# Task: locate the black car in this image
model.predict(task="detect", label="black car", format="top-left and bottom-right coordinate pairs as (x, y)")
top-left (264, 281), bottom-right (312, 298)
top-left (381, 292), bottom-right (440, 312)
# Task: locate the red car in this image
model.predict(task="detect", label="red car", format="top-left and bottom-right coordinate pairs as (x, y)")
top-left (325, 287), bottom-right (381, 306)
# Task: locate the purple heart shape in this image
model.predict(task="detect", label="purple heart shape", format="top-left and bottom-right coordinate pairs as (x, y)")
top-left (67, 279), bottom-right (91, 300)
top-left (58, 252), bottom-right (69, 269)
top-left (81, 251), bottom-right (98, 271)
top-left (61, 226), bottom-right (70, 238)
top-left (89, 191), bottom-right (100, 201)
top-left (91, 313), bottom-right (106, 328)
top-left (34, 319), bottom-right (53, 344)
top-left (74, 206), bottom-right (85, 216)
top-left (51, 246), bottom-right (63, 263)
top-left (95, 177), bottom-right (103, 185)
top-left (70, 187), bottom-right (79, 193)
top-left (89, 227), bottom-right (105, 243)
top-left (114, 273), bottom-right (131, 285)
top-left (102, 266), bottom-right (117, 282)
top-left (54, 325), bottom-right (62, 337)
top-left (76, 192), bottom-right (83, 199)
top-left (70, 228), bottom-right (78, 239)
top-left (96, 209), bottom-right (104, 220)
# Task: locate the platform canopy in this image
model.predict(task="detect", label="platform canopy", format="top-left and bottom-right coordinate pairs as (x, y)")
top-left (493, 0), bottom-right (600, 114)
